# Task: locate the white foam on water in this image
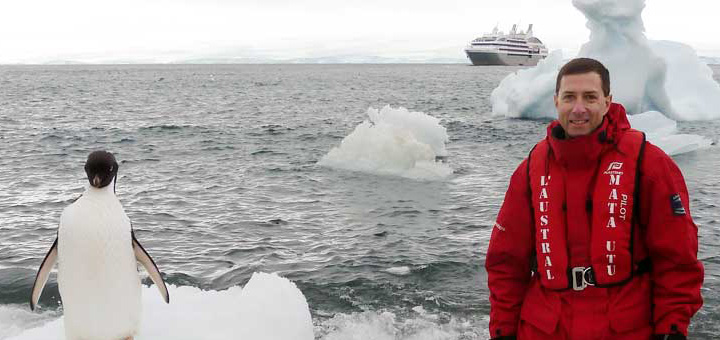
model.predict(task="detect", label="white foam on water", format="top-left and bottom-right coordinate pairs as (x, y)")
top-left (0, 306), bottom-right (59, 340)
top-left (318, 106), bottom-right (452, 180)
top-left (316, 310), bottom-right (485, 340)
top-left (4, 272), bottom-right (313, 340)
top-left (384, 266), bottom-right (411, 276)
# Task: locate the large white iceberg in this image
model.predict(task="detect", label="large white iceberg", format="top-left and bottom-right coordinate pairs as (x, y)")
top-left (492, 0), bottom-right (720, 121)
top-left (574, 0), bottom-right (676, 118)
top-left (490, 0), bottom-right (718, 155)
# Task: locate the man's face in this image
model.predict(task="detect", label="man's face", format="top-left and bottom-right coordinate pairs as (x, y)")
top-left (554, 72), bottom-right (612, 138)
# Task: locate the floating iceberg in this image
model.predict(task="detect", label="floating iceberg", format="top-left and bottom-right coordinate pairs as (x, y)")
top-left (628, 111), bottom-right (713, 156)
top-left (318, 106), bottom-right (452, 180)
top-left (490, 50), bottom-right (564, 119)
top-left (492, 0), bottom-right (720, 121)
top-left (490, 0), bottom-right (718, 155)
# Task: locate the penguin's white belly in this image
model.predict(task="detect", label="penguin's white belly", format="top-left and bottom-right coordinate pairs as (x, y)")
top-left (57, 195), bottom-right (141, 340)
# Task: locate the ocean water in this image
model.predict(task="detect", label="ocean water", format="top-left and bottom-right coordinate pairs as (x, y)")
top-left (0, 64), bottom-right (718, 339)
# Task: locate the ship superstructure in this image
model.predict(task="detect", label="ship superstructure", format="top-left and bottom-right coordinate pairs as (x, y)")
top-left (465, 24), bottom-right (548, 66)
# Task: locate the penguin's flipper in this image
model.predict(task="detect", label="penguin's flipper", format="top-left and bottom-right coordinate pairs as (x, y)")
top-left (132, 233), bottom-right (170, 303)
top-left (30, 238), bottom-right (58, 311)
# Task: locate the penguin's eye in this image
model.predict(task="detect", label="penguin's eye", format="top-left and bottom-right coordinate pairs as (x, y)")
top-left (109, 166), bottom-right (114, 172)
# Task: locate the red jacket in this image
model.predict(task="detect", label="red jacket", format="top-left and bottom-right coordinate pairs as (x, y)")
top-left (485, 103), bottom-right (703, 339)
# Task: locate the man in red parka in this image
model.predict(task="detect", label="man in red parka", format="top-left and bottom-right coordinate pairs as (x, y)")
top-left (485, 58), bottom-right (703, 340)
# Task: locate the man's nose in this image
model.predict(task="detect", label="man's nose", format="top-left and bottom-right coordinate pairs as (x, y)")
top-left (571, 99), bottom-right (586, 113)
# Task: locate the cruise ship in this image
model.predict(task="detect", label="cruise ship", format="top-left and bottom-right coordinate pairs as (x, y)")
top-left (465, 24), bottom-right (548, 66)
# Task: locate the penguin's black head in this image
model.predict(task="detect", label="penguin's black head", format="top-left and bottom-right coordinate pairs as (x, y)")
top-left (84, 151), bottom-right (118, 189)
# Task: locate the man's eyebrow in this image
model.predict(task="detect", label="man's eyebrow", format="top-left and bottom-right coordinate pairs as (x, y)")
top-left (561, 90), bottom-right (600, 94)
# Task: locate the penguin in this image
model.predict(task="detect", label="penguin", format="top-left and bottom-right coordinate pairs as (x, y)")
top-left (30, 150), bottom-right (169, 340)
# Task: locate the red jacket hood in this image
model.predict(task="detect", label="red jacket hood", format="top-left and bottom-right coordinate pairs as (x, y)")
top-left (545, 103), bottom-right (631, 168)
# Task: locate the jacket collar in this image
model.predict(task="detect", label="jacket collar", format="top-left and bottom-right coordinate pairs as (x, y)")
top-left (546, 103), bottom-right (630, 168)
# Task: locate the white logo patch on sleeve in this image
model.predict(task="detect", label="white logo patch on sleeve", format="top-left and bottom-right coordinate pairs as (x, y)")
top-left (670, 194), bottom-right (686, 216)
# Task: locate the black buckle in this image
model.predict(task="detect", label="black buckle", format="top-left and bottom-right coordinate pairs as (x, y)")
top-left (571, 267), bottom-right (596, 291)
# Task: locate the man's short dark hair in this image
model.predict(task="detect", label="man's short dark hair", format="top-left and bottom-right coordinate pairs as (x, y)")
top-left (555, 58), bottom-right (610, 96)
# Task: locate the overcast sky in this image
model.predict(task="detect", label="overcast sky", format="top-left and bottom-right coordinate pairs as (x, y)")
top-left (1, 0), bottom-right (718, 63)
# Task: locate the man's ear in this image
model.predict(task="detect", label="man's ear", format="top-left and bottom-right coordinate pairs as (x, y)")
top-left (553, 94), bottom-right (559, 109)
top-left (603, 94), bottom-right (612, 114)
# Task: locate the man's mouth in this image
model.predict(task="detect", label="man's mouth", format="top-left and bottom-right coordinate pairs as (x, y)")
top-left (570, 119), bottom-right (589, 126)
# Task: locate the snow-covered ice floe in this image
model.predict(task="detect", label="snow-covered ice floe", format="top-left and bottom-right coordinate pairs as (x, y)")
top-left (5, 272), bottom-right (314, 340)
top-left (319, 105), bottom-right (452, 180)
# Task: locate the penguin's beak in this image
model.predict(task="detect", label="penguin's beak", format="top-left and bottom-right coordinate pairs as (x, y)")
top-left (93, 175), bottom-right (101, 187)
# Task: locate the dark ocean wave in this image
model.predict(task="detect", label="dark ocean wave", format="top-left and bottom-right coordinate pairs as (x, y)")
top-left (120, 158), bottom-right (161, 164)
top-left (202, 145), bottom-right (236, 151)
top-left (0, 268), bottom-right (59, 307)
top-left (138, 124), bottom-right (194, 132)
top-left (250, 149), bottom-right (284, 156)
top-left (39, 134), bottom-right (64, 141)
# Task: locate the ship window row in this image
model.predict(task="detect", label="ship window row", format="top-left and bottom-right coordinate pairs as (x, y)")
top-left (474, 37), bottom-right (499, 42)
top-left (471, 43), bottom-right (535, 49)
top-left (499, 48), bottom-right (535, 53)
top-left (472, 41), bottom-right (534, 47)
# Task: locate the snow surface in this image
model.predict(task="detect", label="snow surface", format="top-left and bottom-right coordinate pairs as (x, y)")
top-left (4, 272), bottom-right (314, 340)
top-left (490, 0), bottom-right (718, 156)
top-left (318, 106), bottom-right (452, 180)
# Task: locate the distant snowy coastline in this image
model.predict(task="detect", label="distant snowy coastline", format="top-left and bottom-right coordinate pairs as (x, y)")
top-left (1, 56), bottom-right (470, 65)
top-left (2, 53), bottom-right (717, 65)
top-left (700, 56), bottom-right (720, 65)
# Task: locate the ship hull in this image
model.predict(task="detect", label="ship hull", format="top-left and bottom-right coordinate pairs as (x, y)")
top-left (465, 50), bottom-right (545, 66)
